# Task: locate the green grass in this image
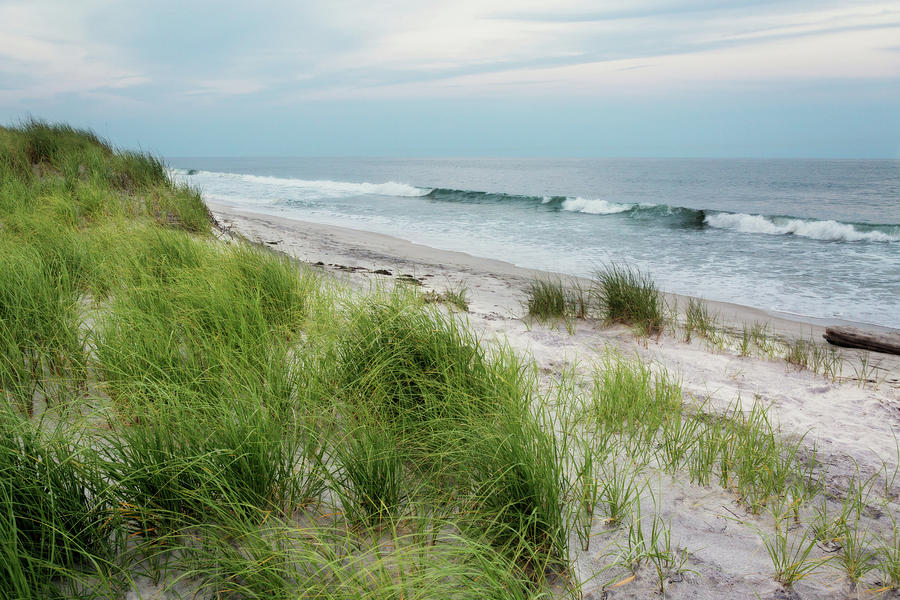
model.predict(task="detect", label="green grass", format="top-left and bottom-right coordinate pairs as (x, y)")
top-left (324, 291), bottom-right (569, 571)
top-left (20, 119), bottom-right (111, 167)
top-left (329, 290), bottom-right (502, 423)
top-left (526, 278), bottom-right (568, 320)
top-left (570, 425), bottom-right (610, 551)
top-left (102, 389), bottom-right (326, 536)
top-left (619, 503), bottom-right (686, 593)
top-left (2, 119), bottom-right (210, 234)
top-left (467, 395), bottom-right (569, 573)
top-left (583, 354), bottom-right (820, 516)
top-left (592, 264), bottom-right (664, 334)
top-left (94, 237), bottom-right (317, 411)
top-left (524, 277), bottom-right (592, 324)
top-left (0, 407), bottom-right (115, 597)
top-left (5, 118), bottom-right (900, 598)
top-left (877, 517), bottom-right (900, 589)
top-left (590, 353), bottom-right (683, 452)
top-left (332, 419), bottom-right (406, 527)
top-left (683, 298), bottom-right (718, 343)
top-left (181, 514), bottom-right (542, 600)
top-left (0, 239), bottom-right (85, 413)
top-left (600, 459), bottom-right (643, 526)
top-left (424, 282), bottom-right (470, 311)
top-left (758, 508), bottom-right (825, 588)
top-left (0, 119), bottom-right (573, 595)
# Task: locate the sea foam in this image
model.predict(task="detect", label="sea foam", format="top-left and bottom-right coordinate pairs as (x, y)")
top-left (704, 212), bottom-right (899, 242)
top-left (174, 169), bottom-right (429, 199)
top-left (234, 174), bottom-right (429, 198)
top-left (560, 197), bottom-right (633, 214)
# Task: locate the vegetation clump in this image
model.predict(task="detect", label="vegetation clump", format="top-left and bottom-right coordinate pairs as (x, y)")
top-left (593, 263), bottom-right (664, 334)
top-left (0, 120), bottom-right (573, 595)
top-left (526, 278), bottom-right (569, 320)
top-left (424, 282), bottom-right (469, 311)
top-left (0, 408), bottom-right (111, 597)
top-left (524, 267), bottom-right (665, 334)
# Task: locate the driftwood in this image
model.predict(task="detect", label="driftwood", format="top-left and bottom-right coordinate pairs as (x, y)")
top-left (823, 326), bottom-right (900, 356)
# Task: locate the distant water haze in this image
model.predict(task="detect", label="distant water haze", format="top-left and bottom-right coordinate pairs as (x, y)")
top-left (171, 158), bottom-right (900, 329)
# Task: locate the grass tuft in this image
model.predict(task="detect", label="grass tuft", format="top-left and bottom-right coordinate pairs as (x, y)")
top-left (424, 282), bottom-right (470, 311)
top-left (526, 278), bottom-right (568, 320)
top-left (683, 298), bottom-right (718, 343)
top-left (0, 239), bottom-right (85, 413)
top-left (0, 407), bottom-right (114, 595)
top-left (593, 264), bottom-right (663, 334)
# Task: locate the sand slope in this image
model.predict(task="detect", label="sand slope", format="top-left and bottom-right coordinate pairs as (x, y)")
top-left (211, 203), bottom-right (900, 599)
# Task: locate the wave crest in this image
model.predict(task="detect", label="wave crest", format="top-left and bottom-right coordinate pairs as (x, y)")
top-left (174, 169), bottom-right (429, 198)
top-left (173, 169), bottom-right (897, 243)
top-left (704, 213), bottom-right (899, 242)
top-left (560, 197), bottom-right (633, 214)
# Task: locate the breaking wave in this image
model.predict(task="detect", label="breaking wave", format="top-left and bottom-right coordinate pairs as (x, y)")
top-left (170, 169), bottom-right (429, 198)
top-left (421, 188), bottom-right (897, 242)
top-left (703, 212), bottom-right (899, 242)
top-left (172, 170), bottom-right (898, 243)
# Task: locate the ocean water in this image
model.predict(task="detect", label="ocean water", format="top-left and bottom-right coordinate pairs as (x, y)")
top-left (169, 158), bottom-right (900, 329)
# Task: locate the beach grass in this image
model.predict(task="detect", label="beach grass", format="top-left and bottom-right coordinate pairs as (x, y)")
top-left (524, 277), bottom-right (593, 330)
top-left (526, 278), bottom-right (569, 320)
top-left (683, 297), bottom-right (718, 343)
top-left (0, 406), bottom-right (117, 598)
top-left (0, 240), bottom-right (85, 414)
top-left (4, 119), bottom-right (900, 598)
top-left (424, 281), bottom-right (470, 311)
top-left (592, 264), bottom-right (664, 334)
top-left (758, 508), bottom-right (824, 588)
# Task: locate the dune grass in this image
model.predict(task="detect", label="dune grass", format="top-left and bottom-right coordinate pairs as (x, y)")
top-left (526, 278), bottom-right (569, 320)
top-left (1, 116), bottom-right (574, 594)
top-left (524, 277), bottom-right (594, 324)
top-left (0, 406), bottom-right (118, 598)
top-left (0, 239), bottom-right (85, 414)
top-left (5, 119), bottom-right (900, 597)
top-left (321, 289), bottom-right (568, 571)
top-left (0, 115), bottom-right (571, 586)
top-left (592, 264), bottom-right (664, 334)
top-left (683, 297), bottom-right (717, 343)
top-left (424, 281), bottom-right (470, 311)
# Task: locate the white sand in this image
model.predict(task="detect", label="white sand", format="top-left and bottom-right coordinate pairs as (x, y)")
top-left (210, 203), bottom-right (900, 599)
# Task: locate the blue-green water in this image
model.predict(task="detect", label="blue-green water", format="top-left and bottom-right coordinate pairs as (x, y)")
top-left (170, 158), bottom-right (900, 329)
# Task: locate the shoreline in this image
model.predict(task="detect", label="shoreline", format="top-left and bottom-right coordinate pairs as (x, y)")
top-left (208, 202), bottom-right (896, 339)
top-left (210, 200), bottom-right (900, 599)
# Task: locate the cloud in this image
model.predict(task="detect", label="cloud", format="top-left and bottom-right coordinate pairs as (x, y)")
top-left (184, 79), bottom-right (266, 96)
top-left (0, 0), bottom-right (897, 108)
top-left (0, 1), bottom-right (149, 102)
top-left (268, 0), bottom-right (900, 100)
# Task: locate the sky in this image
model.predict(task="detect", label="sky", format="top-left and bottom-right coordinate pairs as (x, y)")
top-left (1, 0), bottom-right (899, 158)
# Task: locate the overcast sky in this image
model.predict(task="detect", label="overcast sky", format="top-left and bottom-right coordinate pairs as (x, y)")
top-left (1, 0), bottom-right (899, 157)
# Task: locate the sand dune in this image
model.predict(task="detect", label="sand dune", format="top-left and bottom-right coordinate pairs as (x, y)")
top-left (212, 202), bottom-right (900, 599)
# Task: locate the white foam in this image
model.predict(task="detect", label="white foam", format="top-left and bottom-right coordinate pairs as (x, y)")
top-left (560, 197), bottom-right (633, 215)
top-left (237, 174), bottom-right (429, 197)
top-left (177, 169), bottom-right (429, 199)
top-left (704, 212), bottom-right (898, 242)
top-left (203, 192), bottom-right (274, 206)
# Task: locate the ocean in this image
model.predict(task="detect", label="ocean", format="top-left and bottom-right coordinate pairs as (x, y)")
top-left (169, 157), bottom-right (900, 330)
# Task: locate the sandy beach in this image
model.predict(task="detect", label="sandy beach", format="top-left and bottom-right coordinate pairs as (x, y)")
top-left (5, 2), bottom-right (898, 594)
top-left (211, 201), bottom-right (900, 599)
